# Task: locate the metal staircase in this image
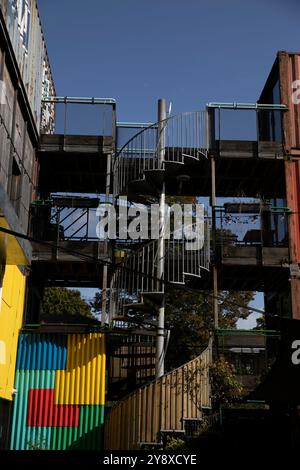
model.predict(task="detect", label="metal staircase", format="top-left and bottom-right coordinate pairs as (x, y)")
top-left (110, 229), bottom-right (210, 323)
top-left (108, 104), bottom-right (211, 387)
top-left (114, 110), bottom-right (208, 199)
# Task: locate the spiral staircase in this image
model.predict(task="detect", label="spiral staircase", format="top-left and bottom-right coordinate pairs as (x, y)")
top-left (107, 105), bottom-right (211, 394)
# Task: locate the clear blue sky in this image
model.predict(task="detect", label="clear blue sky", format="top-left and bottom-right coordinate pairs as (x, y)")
top-left (38, 0), bottom-right (300, 122)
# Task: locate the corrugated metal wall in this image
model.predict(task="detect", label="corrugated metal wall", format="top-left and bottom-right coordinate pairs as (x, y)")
top-left (276, 52), bottom-right (300, 318)
top-left (285, 158), bottom-right (300, 319)
top-left (285, 159), bottom-right (300, 263)
top-left (0, 1), bottom-right (54, 233)
top-left (0, 0), bottom-right (55, 130)
top-left (105, 345), bottom-right (211, 450)
top-left (10, 332), bottom-right (106, 450)
top-left (0, 265), bottom-right (26, 401)
top-left (278, 51), bottom-right (300, 153)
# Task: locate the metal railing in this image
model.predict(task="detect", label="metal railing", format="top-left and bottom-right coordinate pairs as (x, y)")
top-left (40, 96), bottom-right (117, 138)
top-left (114, 110), bottom-right (208, 196)
top-left (215, 204), bottom-right (289, 250)
top-left (207, 103), bottom-right (287, 145)
top-left (30, 196), bottom-right (103, 242)
top-left (117, 122), bottom-right (157, 150)
top-left (109, 218), bottom-right (210, 320)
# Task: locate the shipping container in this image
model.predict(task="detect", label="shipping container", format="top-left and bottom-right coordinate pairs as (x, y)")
top-left (0, 1), bottom-right (54, 234)
top-left (285, 158), bottom-right (300, 262)
top-left (105, 344), bottom-right (211, 450)
top-left (0, 0), bottom-right (55, 131)
top-left (0, 57), bottom-right (37, 232)
top-left (284, 157), bottom-right (300, 319)
top-left (0, 265), bottom-right (26, 401)
top-left (260, 52), bottom-right (300, 320)
top-left (260, 51), bottom-right (300, 154)
top-left (278, 52), bottom-right (300, 154)
top-left (10, 332), bottom-right (106, 450)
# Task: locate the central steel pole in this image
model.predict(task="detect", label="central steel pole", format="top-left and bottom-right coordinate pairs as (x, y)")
top-left (101, 152), bottom-right (112, 326)
top-left (211, 155), bottom-right (219, 329)
top-left (156, 98), bottom-right (166, 379)
top-left (207, 106), bottom-right (219, 329)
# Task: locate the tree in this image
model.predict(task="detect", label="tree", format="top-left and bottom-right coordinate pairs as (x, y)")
top-left (209, 357), bottom-right (244, 405)
top-left (165, 287), bottom-right (254, 370)
top-left (42, 287), bottom-right (92, 318)
top-left (254, 315), bottom-right (265, 330)
top-left (89, 289), bottom-right (110, 318)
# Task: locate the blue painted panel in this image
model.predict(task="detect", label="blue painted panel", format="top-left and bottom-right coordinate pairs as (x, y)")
top-left (16, 334), bottom-right (67, 371)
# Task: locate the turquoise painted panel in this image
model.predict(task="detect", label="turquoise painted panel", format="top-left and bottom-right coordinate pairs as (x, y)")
top-left (10, 370), bottom-right (56, 450)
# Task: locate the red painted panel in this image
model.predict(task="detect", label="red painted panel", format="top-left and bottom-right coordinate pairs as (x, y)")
top-left (285, 158), bottom-right (300, 320)
top-left (285, 159), bottom-right (300, 263)
top-left (27, 389), bottom-right (79, 427)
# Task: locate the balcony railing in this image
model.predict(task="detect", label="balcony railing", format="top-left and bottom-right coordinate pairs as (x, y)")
top-left (207, 102), bottom-right (287, 147)
top-left (40, 96), bottom-right (116, 138)
top-left (30, 196), bottom-right (103, 242)
top-left (215, 203), bottom-right (289, 252)
top-left (114, 110), bottom-right (208, 196)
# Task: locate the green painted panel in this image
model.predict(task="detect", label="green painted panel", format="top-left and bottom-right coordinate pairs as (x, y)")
top-left (51, 406), bottom-right (105, 450)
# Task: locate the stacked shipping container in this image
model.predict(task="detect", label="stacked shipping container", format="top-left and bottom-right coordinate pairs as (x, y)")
top-left (10, 332), bottom-right (106, 450)
top-left (0, 0), bottom-right (55, 425)
top-left (279, 52), bottom-right (300, 319)
top-left (0, 0), bottom-right (55, 129)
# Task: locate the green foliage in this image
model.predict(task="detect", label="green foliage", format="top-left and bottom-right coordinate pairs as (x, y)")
top-left (165, 288), bottom-right (254, 370)
top-left (196, 416), bottom-right (210, 435)
top-left (89, 289), bottom-right (110, 317)
top-left (164, 436), bottom-right (187, 451)
top-left (42, 287), bottom-right (92, 318)
top-left (89, 290), bottom-right (102, 316)
top-left (254, 315), bottom-right (265, 330)
top-left (209, 357), bottom-right (244, 405)
top-left (27, 438), bottom-right (46, 450)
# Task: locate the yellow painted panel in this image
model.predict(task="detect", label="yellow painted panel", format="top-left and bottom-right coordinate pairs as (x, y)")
top-left (0, 265), bottom-right (26, 401)
top-left (55, 333), bottom-right (106, 405)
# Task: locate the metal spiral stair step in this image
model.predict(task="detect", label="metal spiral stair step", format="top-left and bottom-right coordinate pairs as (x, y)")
top-left (141, 292), bottom-right (164, 304)
top-left (112, 352), bottom-right (156, 358)
top-left (121, 364), bottom-right (156, 370)
top-left (112, 327), bottom-right (159, 337)
top-left (119, 157), bottom-right (204, 197)
top-left (127, 178), bottom-right (159, 197)
top-left (112, 315), bottom-right (158, 326)
top-left (123, 302), bottom-right (150, 311)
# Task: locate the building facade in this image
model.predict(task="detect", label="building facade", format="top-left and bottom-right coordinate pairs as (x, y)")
top-left (0, 0), bottom-right (54, 448)
top-left (1, 0), bottom-right (300, 450)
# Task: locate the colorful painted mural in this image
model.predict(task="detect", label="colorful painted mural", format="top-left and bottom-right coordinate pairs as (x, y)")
top-left (10, 332), bottom-right (106, 450)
